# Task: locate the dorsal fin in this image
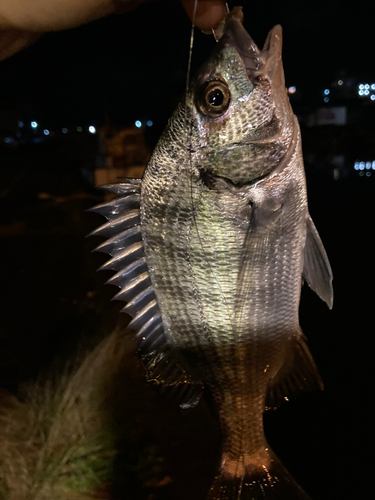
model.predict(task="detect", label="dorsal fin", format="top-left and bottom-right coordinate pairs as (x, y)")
top-left (90, 182), bottom-right (203, 411)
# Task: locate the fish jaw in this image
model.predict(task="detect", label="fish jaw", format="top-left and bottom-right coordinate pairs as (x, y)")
top-left (222, 15), bottom-right (289, 111)
top-left (220, 14), bottom-right (265, 79)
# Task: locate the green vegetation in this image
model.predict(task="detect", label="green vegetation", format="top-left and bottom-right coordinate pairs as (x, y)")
top-left (0, 330), bottom-right (126, 500)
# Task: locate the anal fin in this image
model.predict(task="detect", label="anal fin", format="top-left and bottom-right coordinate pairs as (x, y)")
top-left (266, 333), bottom-right (323, 410)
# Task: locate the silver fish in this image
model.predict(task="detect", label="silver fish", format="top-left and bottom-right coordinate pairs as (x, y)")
top-left (91, 8), bottom-right (333, 500)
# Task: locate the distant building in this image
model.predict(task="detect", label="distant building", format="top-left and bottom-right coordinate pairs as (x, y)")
top-left (307, 106), bottom-right (347, 127)
top-left (305, 75), bottom-right (375, 127)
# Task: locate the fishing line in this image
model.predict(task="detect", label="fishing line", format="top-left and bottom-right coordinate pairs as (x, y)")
top-left (185, 0), bottom-right (198, 95)
top-left (185, 0), bottom-right (235, 328)
top-left (185, 10), bottom-right (252, 490)
top-left (184, 0), bottom-right (222, 383)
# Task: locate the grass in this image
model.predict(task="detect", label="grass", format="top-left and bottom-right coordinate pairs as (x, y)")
top-left (0, 327), bottom-right (132, 500)
top-left (0, 324), bottom-right (219, 500)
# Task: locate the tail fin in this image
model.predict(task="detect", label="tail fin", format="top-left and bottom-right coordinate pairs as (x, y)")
top-left (207, 448), bottom-right (311, 500)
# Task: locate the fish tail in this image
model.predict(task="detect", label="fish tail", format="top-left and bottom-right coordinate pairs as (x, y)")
top-left (207, 447), bottom-right (311, 500)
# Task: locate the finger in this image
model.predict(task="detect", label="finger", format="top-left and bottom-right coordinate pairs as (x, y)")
top-left (181, 0), bottom-right (227, 32)
top-left (0, 0), bottom-right (119, 31)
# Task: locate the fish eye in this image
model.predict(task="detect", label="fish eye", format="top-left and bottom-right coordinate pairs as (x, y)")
top-left (197, 80), bottom-right (230, 117)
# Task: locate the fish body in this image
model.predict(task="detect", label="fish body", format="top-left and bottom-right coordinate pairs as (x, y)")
top-left (92, 9), bottom-right (333, 500)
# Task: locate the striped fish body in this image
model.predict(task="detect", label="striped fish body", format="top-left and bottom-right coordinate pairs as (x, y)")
top-left (92, 9), bottom-right (333, 500)
top-left (141, 117), bottom-right (311, 493)
top-left (141, 116), bottom-right (306, 379)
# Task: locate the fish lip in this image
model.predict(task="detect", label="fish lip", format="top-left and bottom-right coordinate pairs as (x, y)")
top-left (223, 17), bottom-right (264, 77)
top-left (223, 18), bottom-right (283, 81)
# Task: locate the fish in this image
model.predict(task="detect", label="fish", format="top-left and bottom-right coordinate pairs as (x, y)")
top-left (90, 7), bottom-right (333, 500)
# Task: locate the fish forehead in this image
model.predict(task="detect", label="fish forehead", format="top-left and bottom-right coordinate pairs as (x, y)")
top-left (190, 45), bottom-right (273, 148)
top-left (196, 45), bottom-right (252, 98)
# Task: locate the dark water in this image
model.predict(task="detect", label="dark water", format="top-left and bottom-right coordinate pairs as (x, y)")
top-left (0, 138), bottom-right (371, 499)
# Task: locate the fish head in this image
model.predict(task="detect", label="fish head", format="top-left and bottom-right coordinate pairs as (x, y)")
top-left (187, 14), bottom-right (295, 185)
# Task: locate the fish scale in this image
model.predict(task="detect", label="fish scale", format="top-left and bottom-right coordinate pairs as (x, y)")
top-left (91, 8), bottom-right (333, 500)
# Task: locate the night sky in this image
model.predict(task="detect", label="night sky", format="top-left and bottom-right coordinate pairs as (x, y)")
top-left (1, 0), bottom-right (374, 130)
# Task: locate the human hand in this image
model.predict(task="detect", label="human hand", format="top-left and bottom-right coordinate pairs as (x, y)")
top-left (0, 0), bottom-right (226, 61)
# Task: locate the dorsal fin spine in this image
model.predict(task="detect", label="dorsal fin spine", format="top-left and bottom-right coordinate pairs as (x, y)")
top-left (98, 242), bottom-right (145, 271)
top-left (127, 300), bottom-right (158, 330)
top-left (88, 209), bottom-right (140, 238)
top-left (89, 193), bottom-right (140, 220)
top-left (111, 272), bottom-right (151, 302)
top-left (121, 286), bottom-right (155, 316)
top-left (134, 313), bottom-right (162, 338)
top-left (106, 258), bottom-right (147, 287)
top-left (137, 323), bottom-right (164, 352)
top-left (100, 183), bottom-right (141, 196)
top-left (93, 226), bottom-right (142, 255)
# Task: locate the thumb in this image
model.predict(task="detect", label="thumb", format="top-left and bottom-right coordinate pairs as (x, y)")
top-left (180, 0), bottom-right (227, 32)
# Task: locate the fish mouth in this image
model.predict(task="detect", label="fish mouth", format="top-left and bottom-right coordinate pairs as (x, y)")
top-left (223, 15), bottom-right (283, 82)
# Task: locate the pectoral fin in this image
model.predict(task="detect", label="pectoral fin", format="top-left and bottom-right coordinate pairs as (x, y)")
top-left (303, 215), bottom-right (333, 309)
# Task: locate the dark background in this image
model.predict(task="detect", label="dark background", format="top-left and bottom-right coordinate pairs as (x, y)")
top-left (0, 1), bottom-right (374, 499)
top-left (1, 0), bottom-right (375, 129)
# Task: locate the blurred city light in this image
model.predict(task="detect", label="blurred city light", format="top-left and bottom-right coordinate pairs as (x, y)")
top-left (43, 129), bottom-right (49, 136)
top-left (338, 80), bottom-right (343, 85)
top-left (357, 83), bottom-right (375, 99)
top-left (288, 86), bottom-right (296, 94)
top-left (18, 121), bottom-right (24, 128)
top-left (4, 137), bottom-right (14, 144)
top-left (89, 126), bottom-right (96, 134)
top-left (62, 128), bottom-right (68, 133)
top-left (135, 120), bottom-right (142, 128)
top-left (77, 126), bottom-right (82, 132)
top-left (31, 121), bottom-right (38, 128)
top-left (324, 89), bottom-right (330, 95)
top-left (366, 172), bottom-right (371, 177)
top-left (324, 97), bottom-right (329, 103)
top-left (147, 120), bottom-right (153, 127)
